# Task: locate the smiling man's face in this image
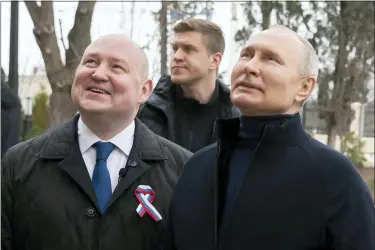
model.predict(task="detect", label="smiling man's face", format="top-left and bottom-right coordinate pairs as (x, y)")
top-left (71, 35), bottom-right (151, 120)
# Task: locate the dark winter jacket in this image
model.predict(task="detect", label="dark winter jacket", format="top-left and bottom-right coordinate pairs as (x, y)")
top-left (137, 75), bottom-right (240, 151)
top-left (1, 80), bottom-right (21, 158)
top-left (1, 115), bottom-right (192, 250)
top-left (168, 114), bottom-right (374, 250)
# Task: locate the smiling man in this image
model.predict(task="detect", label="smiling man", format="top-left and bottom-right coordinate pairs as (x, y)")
top-left (2, 34), bottom-right (192, 250)
top-left (138, 19), bottom-right (240, 153)
top-left (166, 26), bottom-right (374, 250)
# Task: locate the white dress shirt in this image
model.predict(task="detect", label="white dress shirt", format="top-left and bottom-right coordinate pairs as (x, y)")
top-left (77, 117), bottom-right (135, 192)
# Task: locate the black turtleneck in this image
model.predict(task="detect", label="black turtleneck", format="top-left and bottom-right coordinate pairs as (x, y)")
top-left (222, 114), bottom-right (294, 218)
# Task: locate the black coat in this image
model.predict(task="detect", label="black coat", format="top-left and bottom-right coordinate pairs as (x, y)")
top-left (1, 115), bottom-right (192, 250)
top-left (1, 81), bottom-right (21, 158)
top-left (137, 75), bottom-right (240, 145)
top-left (168, 114), bottom-right (374, 250)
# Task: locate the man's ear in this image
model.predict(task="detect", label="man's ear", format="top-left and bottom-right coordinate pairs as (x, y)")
top-left (209, 52), bottom-right (223, 71)
top-left (295, 77), bottom-right (316, 104)
top-left (138, 79), bottom-right (153, 105)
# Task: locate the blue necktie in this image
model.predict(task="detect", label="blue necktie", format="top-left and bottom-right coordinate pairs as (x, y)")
top-left (92, 141), bottom-right (114, 213)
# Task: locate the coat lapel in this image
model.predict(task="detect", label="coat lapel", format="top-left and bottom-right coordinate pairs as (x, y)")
top-left (108, 154), bottom-right (150, 208)
top-left (58, 142), bottom-right (99, 209)
top-left (39, 115), bottom-right (99, 210)
top-left (107, 118), bottom-right (168, 209)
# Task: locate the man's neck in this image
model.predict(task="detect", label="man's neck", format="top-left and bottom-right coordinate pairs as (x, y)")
top-left (80, 113), bottom-right (133, 141)
top-left (180, 75), bottom-right (217, 104)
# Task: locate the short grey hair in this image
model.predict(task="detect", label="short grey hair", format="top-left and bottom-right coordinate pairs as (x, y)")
top-left (269, 25), bottom-right (319, 79)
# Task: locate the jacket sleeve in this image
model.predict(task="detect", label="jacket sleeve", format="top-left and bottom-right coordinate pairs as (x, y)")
top-left (326, 163), bottom-right (374, 250)
top-left (1, 150), bottom-right (14, 250)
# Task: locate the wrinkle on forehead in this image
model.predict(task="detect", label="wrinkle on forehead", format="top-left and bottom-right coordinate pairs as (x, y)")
top-left (84, 34), bottom-right (149, 80)
top-left (246, 29), bottom-right (304, 69)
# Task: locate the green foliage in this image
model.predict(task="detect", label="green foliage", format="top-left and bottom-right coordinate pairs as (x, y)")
top-left (367, 175), bottom-right (374, 198)
top-left (23, 88), bottom-right (49, 140)
top-left (308, 132), bottom-right (316, 139)
top-left (340, 131), bottom-right (367, 168)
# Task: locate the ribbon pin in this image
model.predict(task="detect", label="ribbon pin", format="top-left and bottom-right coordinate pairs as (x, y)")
top-left (135, 185), bottom-right (163, 222)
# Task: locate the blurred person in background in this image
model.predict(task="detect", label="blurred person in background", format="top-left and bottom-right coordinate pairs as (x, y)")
top-left (138, 18), bottom-right (240, 153)
top-left (1, 67), bottom-right (21, 158)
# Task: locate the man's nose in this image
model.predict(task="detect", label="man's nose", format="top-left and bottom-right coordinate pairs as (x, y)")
top-left (244, 57), bottom-right (261, 77)
top-left (173, 48), bottom-right (185, 62)
top-left (91, 64), bottom-right (109, 82)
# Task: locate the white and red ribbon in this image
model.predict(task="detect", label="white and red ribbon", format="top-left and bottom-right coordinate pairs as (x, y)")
top-left (135, 185), bottom-right (163, 222)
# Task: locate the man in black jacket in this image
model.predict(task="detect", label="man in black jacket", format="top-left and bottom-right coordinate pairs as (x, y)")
top-left (167, 25), bottom-right (374, 250)
top-left (2, 34), bottom-right (192, 250)
top-left (138, 19), bottom-right (240, 153)
top-left (1, 67), bottom-right (21, 158)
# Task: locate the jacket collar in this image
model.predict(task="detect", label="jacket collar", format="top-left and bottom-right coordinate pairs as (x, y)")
top-left (39, 115), bottom-right (167, 161)
top-left (148, 74), bottom-right (240, 117)
top-left (130, 118), bottom-right (168, 161)
top-left (216, 113), bottom-right (308, 151)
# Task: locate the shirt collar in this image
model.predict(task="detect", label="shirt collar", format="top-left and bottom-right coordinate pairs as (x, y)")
top-left (77, 117), bottom-right (135, 156)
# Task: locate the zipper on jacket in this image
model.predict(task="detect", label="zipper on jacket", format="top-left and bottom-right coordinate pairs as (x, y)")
top-left (188, 123), bottom-right (193, 152)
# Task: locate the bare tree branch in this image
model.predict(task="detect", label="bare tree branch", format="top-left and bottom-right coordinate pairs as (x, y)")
top-left (159, 0), bottom-right (168, 76)
top-left (40, 1), bottom-right (54, 18)
top-left (58, 19), bottom-right (67, 51)
top-left (130, 1), bottom-right (136, 39)
top-left (65, 1), bottom-right (96, 69)
top-left (25, 1), bottom-right (63, 87)
top-left (24, 1), bottom-right (40, 25)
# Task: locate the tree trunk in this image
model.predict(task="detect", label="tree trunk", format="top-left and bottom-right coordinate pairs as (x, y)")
top-left (260, 1), bottom-right (273, 30)
top-left (48, 91), bottom-right (76, 128)
top-left (25, 1), bottom-right (96, 128)
top-left (159, 1), bottom-right (168, 76)
top-left (48, 70), bottom-right (76, 128)
top-left (326, 115), bottom-right (338, 149)
top-left (327, 125), bottom-right (338, 149)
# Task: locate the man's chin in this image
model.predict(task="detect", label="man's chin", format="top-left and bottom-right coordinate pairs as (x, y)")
top-left (171, 74), bottom-right (190, 85)
top-left (231, 95), bottom-right (261, 111)
top-left (78, 104), bottom-right (109, 114)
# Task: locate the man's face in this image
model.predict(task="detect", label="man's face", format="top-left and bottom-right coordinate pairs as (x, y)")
top-left (231, 29), bottom-right (307, 116)
top-left (170, 31), bottom-right (213, 85)
top-left (71, 36), bottom-right (151, 119)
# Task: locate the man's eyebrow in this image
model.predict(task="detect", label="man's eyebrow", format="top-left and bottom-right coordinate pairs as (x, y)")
top-left (84, 52), bottom-right (99, 58)
top-left (242, 45), bottom-right (283, 59)
top-left (84, 52), bottom-right (129, 65)
top-left (172, 42), bottom-right (197, 49)
top-left (111, 57), bottom-right (127, 64)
